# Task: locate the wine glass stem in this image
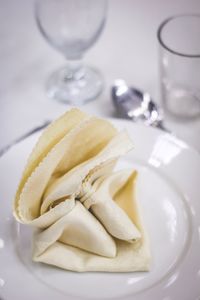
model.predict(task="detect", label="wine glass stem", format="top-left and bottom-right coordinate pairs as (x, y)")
top-left (65, 58), bottom-right (84, 80)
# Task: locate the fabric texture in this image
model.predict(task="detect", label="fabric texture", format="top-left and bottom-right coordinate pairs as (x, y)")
top-left (13, 108), bottom-right (151, 272)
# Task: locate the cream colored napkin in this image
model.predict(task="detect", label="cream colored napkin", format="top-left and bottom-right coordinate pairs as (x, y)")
top-left (13, 108), bottom-right (151, 272)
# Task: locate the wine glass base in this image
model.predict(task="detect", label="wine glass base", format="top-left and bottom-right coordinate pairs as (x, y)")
top-left (46, 65), bottom-right (104, 105)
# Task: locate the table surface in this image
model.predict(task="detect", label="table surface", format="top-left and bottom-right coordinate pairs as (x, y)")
top-left (1, 0), bottom-right (200, 152)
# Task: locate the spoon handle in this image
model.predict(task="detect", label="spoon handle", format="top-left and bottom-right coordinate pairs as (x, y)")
top-left (154, 121), bottom-right (171, 133)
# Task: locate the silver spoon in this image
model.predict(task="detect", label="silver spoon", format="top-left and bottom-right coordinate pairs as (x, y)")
top-left (112, 79), bottom-right (169, 132)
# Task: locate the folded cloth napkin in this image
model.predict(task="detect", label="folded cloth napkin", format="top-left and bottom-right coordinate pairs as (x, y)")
top-left (13, 108), bottom-right (151, 272)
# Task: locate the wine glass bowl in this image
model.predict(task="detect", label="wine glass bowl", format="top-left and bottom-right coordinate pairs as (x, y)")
top-left (35, 0), bottom-right (107, 104)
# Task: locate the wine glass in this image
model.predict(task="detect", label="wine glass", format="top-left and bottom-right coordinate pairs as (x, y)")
top-left (35, 0), bottom-right (107, 104)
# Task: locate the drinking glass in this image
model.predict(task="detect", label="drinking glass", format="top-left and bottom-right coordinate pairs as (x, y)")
top-left (35, 0), bottom-right (107, 104)
top-left (158, 14), bottom-right (200, 120)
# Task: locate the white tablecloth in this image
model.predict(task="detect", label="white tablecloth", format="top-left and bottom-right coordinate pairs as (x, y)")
top-left (1, 0), bottom-right (200, 151)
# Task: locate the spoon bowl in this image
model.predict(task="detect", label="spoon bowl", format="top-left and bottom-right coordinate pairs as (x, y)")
top-left (112, 79), bottom-right (168, 131)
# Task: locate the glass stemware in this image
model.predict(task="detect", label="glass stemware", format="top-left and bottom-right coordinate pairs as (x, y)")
top-left (158, 14), bottom-right (200, 119)
top-left (35, 0), bottom-right (107, 104)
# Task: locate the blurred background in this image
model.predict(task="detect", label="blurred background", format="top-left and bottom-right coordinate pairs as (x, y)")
top-left (1, 0), bottom-right (200, 151)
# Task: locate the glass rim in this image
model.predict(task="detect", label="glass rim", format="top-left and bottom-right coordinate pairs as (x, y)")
top-left (157, 13), bottom-right (200, 58)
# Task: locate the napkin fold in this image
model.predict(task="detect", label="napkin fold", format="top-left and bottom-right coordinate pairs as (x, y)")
top-left (13, 108), bottom-right (151, 272)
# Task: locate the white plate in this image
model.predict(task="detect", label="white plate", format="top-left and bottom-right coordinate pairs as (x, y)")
top-left (0, 119), bottom-right (200, 300)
